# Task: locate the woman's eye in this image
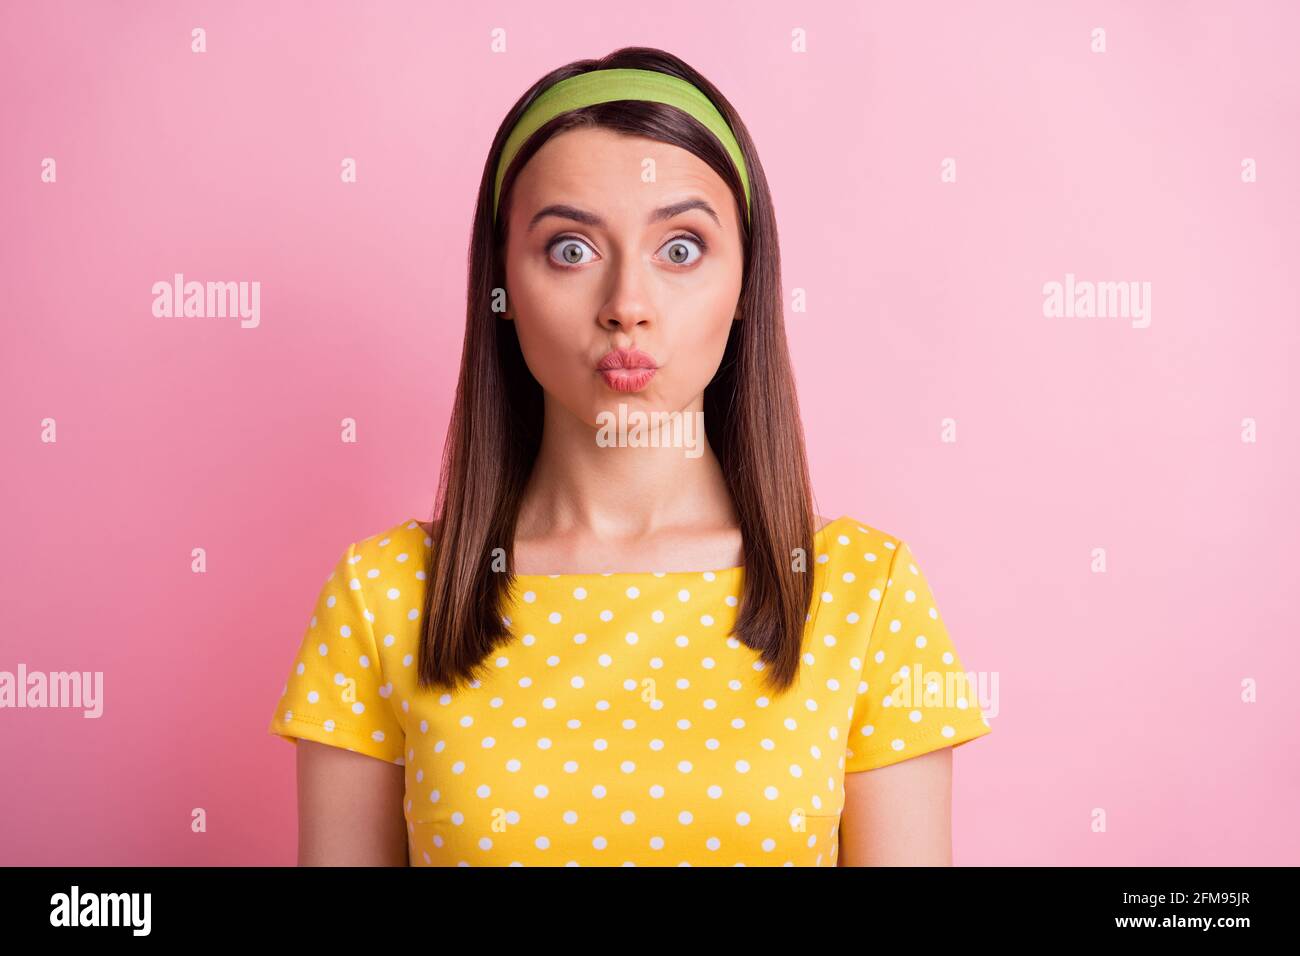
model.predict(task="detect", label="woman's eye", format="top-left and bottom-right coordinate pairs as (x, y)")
top-left (659, 236), bottom-right (704, 266)
top-left (548, 237), bottom-right (596, 266)
top-left (547, 234), bottom-right (705, 268)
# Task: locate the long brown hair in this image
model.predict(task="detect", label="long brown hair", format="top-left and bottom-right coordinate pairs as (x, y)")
top-left (419, 46), bottom-right (816, 696)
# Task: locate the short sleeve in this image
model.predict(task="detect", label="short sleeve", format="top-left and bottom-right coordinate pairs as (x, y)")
top-left (844, 539), bottom-right (991, 772)
top-left (267, 541), bottom-right (406, 765)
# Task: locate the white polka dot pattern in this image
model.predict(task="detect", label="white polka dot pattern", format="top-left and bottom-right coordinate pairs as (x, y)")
top-left (268, 516), bottom-right (992, 865)
top-left (842, 538), bottom-right (990, 772)
top-left (269, 541), bottom-right (405, 765)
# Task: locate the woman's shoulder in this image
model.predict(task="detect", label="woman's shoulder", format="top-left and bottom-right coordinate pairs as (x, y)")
top-left (819, 513), bottom-right (904, 548)
top-left (337, 517), bottom-right (432, 589)
top-left (815, 513), bottom-right (915, 580)
top-left (323, 518), bottom-right (429, 557)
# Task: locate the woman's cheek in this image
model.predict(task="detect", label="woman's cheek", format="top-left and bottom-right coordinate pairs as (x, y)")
top-left (515, 321), bottom-right (562, 385)
top-left (683, 300), bottom-right (735, 353)
top-left (518, 317), bottom-right (590, 401)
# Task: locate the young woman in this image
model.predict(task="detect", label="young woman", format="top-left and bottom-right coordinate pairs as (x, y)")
top-left (269, 46), bottom-right (991, 867)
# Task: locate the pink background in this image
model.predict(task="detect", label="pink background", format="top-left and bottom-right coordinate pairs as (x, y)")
top-left (2, 0), bottom-right (1297, 865)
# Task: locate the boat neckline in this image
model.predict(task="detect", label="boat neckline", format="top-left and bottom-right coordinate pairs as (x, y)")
top-left (404, 516), bottom-right (847, 581)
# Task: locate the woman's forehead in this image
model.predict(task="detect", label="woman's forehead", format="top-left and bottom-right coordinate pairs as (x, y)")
top-left (512, 127), bottom-right (733, 217)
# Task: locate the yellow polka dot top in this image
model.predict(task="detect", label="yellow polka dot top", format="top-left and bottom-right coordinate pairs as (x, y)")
top-left (268, 515), bottom-right (992, 866)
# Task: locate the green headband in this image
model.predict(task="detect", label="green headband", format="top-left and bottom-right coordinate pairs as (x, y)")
top-left (492, 67), bottom-right (752, 223)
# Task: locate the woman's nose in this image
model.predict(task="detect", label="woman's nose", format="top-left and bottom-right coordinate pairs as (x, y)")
top-left (596, 257), bottom-right (656, 331)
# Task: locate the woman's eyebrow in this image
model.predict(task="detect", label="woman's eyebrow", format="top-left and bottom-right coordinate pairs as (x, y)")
top-left (526, 198), bottom-right (721, 232)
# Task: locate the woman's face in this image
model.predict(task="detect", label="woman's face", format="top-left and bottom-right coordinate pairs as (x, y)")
top-left (502, 126), bottom-right (745, 427)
